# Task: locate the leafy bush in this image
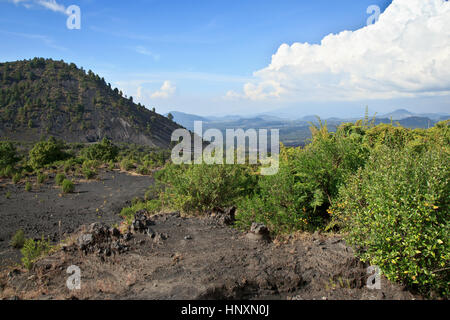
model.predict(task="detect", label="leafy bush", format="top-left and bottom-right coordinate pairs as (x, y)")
top-left (108, 160), bottom-right (115, 171)
top-left (0, 165), bottom-right (14, 178)
top-left (82, 167), bottom-right (95, 179)
top-left (64, 157), bottom-right (84, 172)
top-left (62, 179), bottom-right (75, 193)
top-left (236, 122), bottom-right (369, 234)
top-left (12, 172), bottom-right (21, 184)
top-left (28, 138), bottom-right (69, 169)
top-left (120, 158), bottom-right (135, 171)
top-left (120, 199), bottom-right (162, 224)
top-left (55, 173), bottom-right (66, 186)
top-left (21, 236), bottom-right (52, 270)
top-left (0, 141), bottom-right (20, 169)
top-left (144, 184), bottom-right (162, 201)
top-left (25, 181), bottom-right (32, 192)
top-left (136, 164), bottom-right (151, 175)
top-left (330, 145), bottom-right (449, 297)
top-left (81, 160), bottom-right (99, 179)
top-left (37, 172), bottom-right (47, 184)
top-left (157, 162), bottom-right (256, 214)
top-left (10, 229), bottom-right (25, 249)
top-left (82, 138), bottom-right (119, 162)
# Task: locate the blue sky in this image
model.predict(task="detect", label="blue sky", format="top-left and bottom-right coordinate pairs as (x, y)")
top-left (1, 0), bottom-right (449, 117)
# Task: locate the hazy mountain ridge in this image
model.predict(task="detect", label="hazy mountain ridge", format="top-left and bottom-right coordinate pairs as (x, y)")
top-left (0, 58), bottom-right (181, 147)
top-left (169, 109), bottom-right (449, 146)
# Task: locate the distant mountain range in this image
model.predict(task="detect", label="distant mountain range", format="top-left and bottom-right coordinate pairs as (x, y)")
top-left (379, 109), bottom-right (449, 121)
top-left (0, 58), bottom-right (181, 147)
top-left (167, 109), bottom-right (449, 146)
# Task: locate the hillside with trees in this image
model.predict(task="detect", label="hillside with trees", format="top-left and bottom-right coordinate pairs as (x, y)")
top-left (0, 58), bottom-right (180, 147)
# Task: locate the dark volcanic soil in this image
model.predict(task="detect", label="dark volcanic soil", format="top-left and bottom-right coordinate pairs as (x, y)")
top-left (0, 213), bottom-right (420, 300)
top-left (0, 172), bottom-right (421, 300)
top-left (0, 171), bottom-right (154, 268)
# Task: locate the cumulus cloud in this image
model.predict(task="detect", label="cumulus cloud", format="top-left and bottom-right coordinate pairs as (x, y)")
top-left (10, 0), bottom-right (69, 15)
top-left (151, 81), bottom-right (176, 99)
top-left (229, 0), bottom-right (450, 102)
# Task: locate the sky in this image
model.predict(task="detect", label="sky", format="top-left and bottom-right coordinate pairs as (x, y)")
top-left (1, 0), bottom-right (449, 117)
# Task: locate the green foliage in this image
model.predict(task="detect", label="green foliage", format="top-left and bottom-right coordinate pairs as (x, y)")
top-left (28, 138), bottom-right (69, 169)
top-left (363, 123), bottom-right (412, 150)
top-left (157, 162), bottom-right (256, 214)
top-left (330, 145), bottom-right (449, 297)
top-left (120, 158), bottom-right (135, 171)
top-left (20, 236), bottom-right (52, 270)
top-left (25, 181), bottom-right (32, 192)
top-left (0, 165), bottom-right (14, 178)
top-left (236, 122), bottom-right (369, 234)
top-left (0, 141), bottom-right (20, 169)
top-left (55, 173), bottom-right (66, 186)
top-left (120, 199), bottom-right (162, 224)
top-left (136, 163), bottom-right (152, 175)
top-left (37, 172), bottom-right (47, 184)
top-left (81, 160), bottom-right (99, 179)
top-left (108, 160), bottom-right (115, 171)
top-left (12, 172), bottom-right (21, 184)
top-left (82, 138), bottom-right (119, 162)
top-left (5, 191), bottom-right (11, 199)
top-left (10, 229), bottom-right (25, 249)
top-left (62, 179), bottom-right (75, 193)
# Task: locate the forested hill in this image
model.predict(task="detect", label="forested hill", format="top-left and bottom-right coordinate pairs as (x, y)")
top-left (0, 58), bottom-right (181, 148)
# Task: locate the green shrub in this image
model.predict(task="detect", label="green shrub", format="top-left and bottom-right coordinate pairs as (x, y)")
top-left (12, 172), bottom-right (21, 184)
top-left (144, 184), bottom-right (162, 201)
top-left (37, 172), bottom-right (47, 184)
top-left (157, 162), bottom-right (255, 214)
top-left (119, 207), bottom-right (136, 224)
top-left (136, 164), bottom-right (150, 175)
top-left (64, 157), bottom-right (84, 173)
top-left (0, 141), bottom-right (20, 169)
top-left (62, 179), bottom-right (75, 193)
top-left (120, 199), bottom-right (162, 224)
top-left (25, 181), bottom-right (32, 192)
top-left (82, 138), bottom-right (119, 162)
top-left (108, 160), bottom-right (115, 171)
top-left (331, 145), bottom-right (449, 297)
top-left (63, 163), bottom-right (71, 174)
top-left (81, 160), bottom-right (99, 179)
top-left (28, 138), bottom-right (69, 169)
top-left (10, 229), bottom-right (25, 249)
top-left (236, 122), bottom-right (369, 234)
top-left (21, 236), bottom-right (52, 270)
top-left (5, 191), bottom-right (11, 199)
top-left (82, 167), bottom-right (95, 179)
top-left (120, 158), bottom-right (135, 171)
top-left (22, 165), bottom-right (34, 174)
top-left (4, 165), bottom-right (13, 178)
top-left (55, 173), bottom-right (66, 186)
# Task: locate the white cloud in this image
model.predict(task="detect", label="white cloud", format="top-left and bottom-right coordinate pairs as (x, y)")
top-left (151, 81), bottom-right (176, 99)
top-left (10, 0), bottom-right (69, 15)
top-left (134, 46), bottom-right (160, 61)
top-left (0, 30), bottom-right (67, 50)
top-left (229, 0), bottom-right (450, 102)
